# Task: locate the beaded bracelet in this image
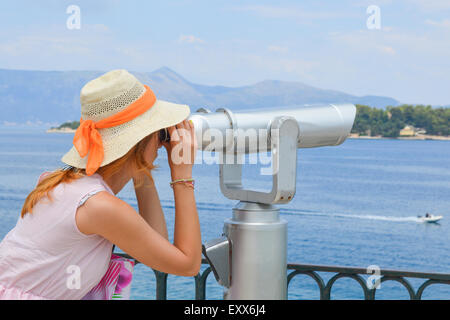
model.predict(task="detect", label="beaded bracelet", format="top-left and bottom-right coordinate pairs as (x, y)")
top-left (170, 178), bottom-right (195, 189)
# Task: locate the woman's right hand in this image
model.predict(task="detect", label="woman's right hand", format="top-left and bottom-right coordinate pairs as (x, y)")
top-left (162, 119), bottom-right (197, 181)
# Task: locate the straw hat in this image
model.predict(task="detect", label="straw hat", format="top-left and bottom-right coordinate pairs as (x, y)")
top-left (61, 69), bottom-right (190, 169)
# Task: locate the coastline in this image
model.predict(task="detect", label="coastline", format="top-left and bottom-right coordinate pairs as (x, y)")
top-left (348, 133), bottom-right (450, 141)
top-left (46, 127), bottom-right (76, 133)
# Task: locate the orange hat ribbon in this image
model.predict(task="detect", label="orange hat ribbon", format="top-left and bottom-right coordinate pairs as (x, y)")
top-left (73, 85), bottom-right (156, 176)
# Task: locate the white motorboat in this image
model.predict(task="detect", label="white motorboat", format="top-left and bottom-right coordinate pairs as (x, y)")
top-left (417, 214), bottom-right (443, 223)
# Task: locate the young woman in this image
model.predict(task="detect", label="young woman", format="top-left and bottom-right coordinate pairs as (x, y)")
top-left (0, 70), bottom-right (201, 300)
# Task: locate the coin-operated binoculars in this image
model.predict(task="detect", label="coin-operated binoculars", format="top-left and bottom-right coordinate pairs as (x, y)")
top-left (187, 104), bottom-right (356, 299)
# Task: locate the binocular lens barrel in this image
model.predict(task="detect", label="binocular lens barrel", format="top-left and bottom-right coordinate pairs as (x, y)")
top-left (189, 103), bottom-right (356, 152)
top-left (157, 103), bottom-right (356, 151)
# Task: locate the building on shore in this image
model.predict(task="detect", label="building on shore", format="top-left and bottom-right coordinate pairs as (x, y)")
top-left (399, 125), bottom-right (416, 137)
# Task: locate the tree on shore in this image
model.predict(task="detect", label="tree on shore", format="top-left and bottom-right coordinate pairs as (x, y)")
top-left (351, 104), bottom-right (450, 137)
top-left (56, 121), bottom-right (80, 130)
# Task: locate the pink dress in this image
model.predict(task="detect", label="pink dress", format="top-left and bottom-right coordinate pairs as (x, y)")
top-left (0, 172), bottom-right (116, 300)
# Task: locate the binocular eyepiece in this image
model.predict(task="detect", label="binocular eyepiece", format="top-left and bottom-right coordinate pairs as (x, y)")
top-left (158, 128), bottom-right (170, 143)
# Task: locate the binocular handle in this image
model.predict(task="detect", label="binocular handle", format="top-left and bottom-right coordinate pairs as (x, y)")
top-left (220, 116), bottom-right (300, 204)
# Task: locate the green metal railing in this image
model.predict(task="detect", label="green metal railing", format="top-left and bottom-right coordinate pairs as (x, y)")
top-left (286, 263), bottom-right (450, 300)
top-left (116, 254), bottom-right (450, 300)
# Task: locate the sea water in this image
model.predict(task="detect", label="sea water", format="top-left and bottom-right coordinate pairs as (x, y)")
top-left (0, 126), bottom-right (449, 300)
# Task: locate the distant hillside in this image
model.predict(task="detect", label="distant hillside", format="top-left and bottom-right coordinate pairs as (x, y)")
top-left (0, 67), bottom-right (400, 124)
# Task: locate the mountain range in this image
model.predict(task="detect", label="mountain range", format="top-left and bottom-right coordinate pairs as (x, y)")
top-left (0, 67), bottom-right (400, 124)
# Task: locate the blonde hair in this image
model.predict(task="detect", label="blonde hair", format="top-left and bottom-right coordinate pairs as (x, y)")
top-left (21, 133), bottom-right (156, 218)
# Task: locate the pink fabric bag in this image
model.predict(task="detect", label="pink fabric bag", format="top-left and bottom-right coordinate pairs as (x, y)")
top-left (82, 254), bottom-right (135, 300)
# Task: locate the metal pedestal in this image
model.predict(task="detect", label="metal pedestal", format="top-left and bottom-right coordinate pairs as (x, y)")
top-left (201, 106), bottom-right (355, 300)
top-left (223, 201), bottom-right (287, 299)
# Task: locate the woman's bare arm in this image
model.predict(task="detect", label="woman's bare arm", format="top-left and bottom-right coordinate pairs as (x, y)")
top-left (171, 181), bottom-right (201, 268)
top-left (133, 174), bottom-right (169, 240)
top-left (76, 191), bottom-right (201, 277)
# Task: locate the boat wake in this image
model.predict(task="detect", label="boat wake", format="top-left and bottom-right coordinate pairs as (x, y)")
top-left (280, 208), bottom-right (424, 223)
top-left (158, 199), bottom-right (436, 224)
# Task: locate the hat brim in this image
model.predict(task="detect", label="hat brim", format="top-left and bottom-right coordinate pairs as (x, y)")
top-left (61, 99), bottom-right (190, 169)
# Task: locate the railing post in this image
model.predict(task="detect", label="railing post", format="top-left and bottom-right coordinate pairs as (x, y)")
top-left (194, 266), bottom-right (213, 300)
top-left (153, 269), bottom-right (168, 300)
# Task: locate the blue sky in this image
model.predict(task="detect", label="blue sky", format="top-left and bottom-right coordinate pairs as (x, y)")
top-left (0, 0), bottom-right (449, 105)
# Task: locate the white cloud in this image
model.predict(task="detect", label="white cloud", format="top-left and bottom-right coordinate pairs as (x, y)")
top-left (89, 24), bottom-right (110, 33)
top-left (2, 121), bottom-right (18, 127)
top-left (357, 0), bottom-right (450, 11)
top-left (330, 28), bottom-right (450, 57)
top-left (0, 35), bottom-right (91, 56)
top-left (378, 45), bottom-right (396, 55)
top-left (268, 45), bottom-right (289, 53)
top-left (240, 53), bottom-right (318, 80)
top-left (0, 23), bottom-right (113, 58)
top-left (0, 23), bottom-right (135, 71)
top-left (410, 0), bottom-right (450, 11)
top-left (356, 0), bottom-right (393, 6)
top-left (425, 19), bottom-right (450, 28)
top-left (178, 34), bottom-right (205, 44)
top-left (230, 4), bottom-right (353, 21)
